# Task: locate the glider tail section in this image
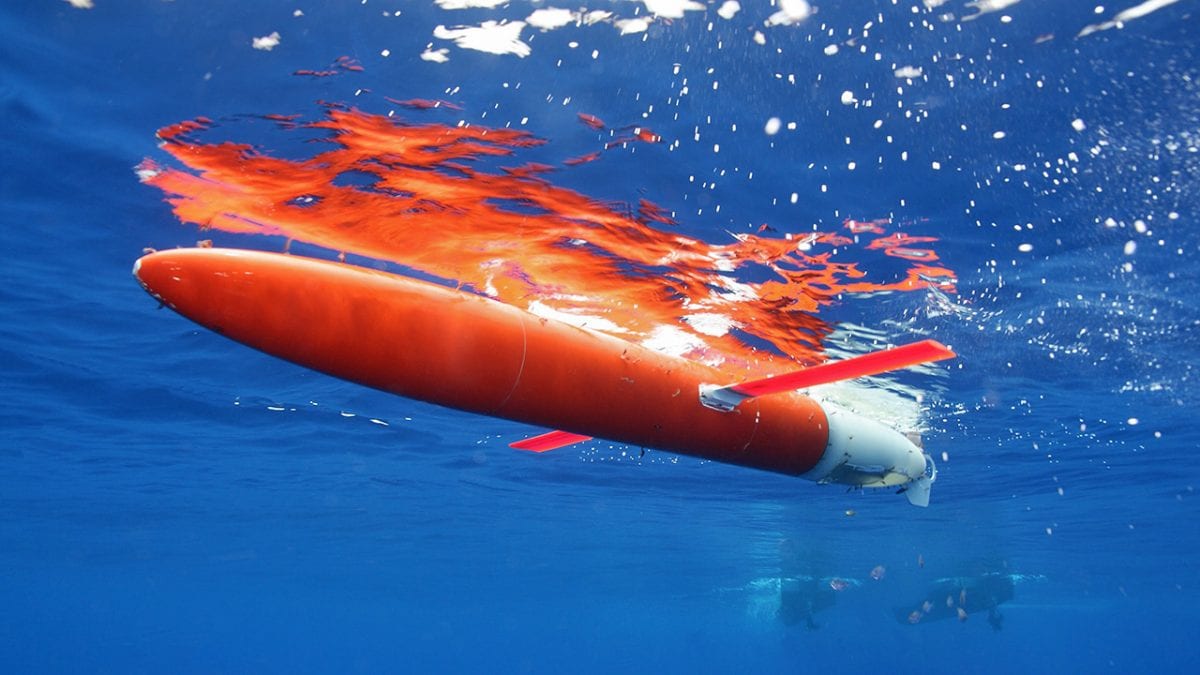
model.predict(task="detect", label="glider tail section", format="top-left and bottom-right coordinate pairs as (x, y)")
top-left (511, 340), bottom-right (955, 450)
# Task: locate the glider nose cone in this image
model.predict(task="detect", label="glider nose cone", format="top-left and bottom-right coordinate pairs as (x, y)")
top-left (133, 247), bottom-right (231, 317)
top-left (134, 251), bottom-right (160, 292)
top-left (133, 248), bottom-right (201, 311)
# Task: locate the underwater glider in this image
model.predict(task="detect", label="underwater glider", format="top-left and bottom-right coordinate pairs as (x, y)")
top-left (133, 248), bottom-right (955, 506)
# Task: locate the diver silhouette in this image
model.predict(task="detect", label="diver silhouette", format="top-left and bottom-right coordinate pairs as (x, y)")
top-left (778, 575), bottom-right (838, 630)
top-left (897, 572), bottom-right (1015, 631)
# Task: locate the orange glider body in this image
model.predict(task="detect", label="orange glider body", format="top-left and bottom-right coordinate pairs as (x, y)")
top-left (135, 248), bottom-right (831, 476)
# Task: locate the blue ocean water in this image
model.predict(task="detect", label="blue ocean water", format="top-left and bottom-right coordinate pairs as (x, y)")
top-left (3, 1), bottom-right (1198, 672)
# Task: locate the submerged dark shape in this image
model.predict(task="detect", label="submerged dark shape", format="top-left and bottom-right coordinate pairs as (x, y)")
top-left (778, 576), bottom-right (838, 630)
top-left (775, 539), bottom-right (851, 630)
top-left (897, 572), bottom-right (1015, 630)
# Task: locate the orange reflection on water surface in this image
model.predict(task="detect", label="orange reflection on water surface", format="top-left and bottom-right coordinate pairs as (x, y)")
top-left (139, 106), bottom-right (955, 377)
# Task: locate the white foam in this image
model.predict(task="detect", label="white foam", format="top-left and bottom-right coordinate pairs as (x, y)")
top-left (963, 0), bottom-right (1022, 21)
top-left (526, 300), bottom-right (627, 334)
top-left (434, 21), bottom-right (531, 57)
top-left (1078, 0), bottom-right (1180, 37)
top-left (435, 0), bottom-right (508, 9)
top-left (765, 0), bottom-right (813, 26)
top-left (251, 31), bottom-right (281, 51)
top-left (421, 48), bottom-right (451, 63)
top-left (642, 324), bottom-right (710, 360)
top-left (615, 17), bottom-right (653, 35)
top-left (640, 0), bottom-right (705, 19)
top-left (527, 8), bottom-right (576, 31)
top-left (683, 312), bottom-right (740, 338)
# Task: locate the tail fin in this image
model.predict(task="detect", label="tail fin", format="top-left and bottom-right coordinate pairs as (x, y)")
top-left (701, 340), bottom-right (956, 411)
top-left (511, 430), bottom-right (592, 452)
top-left (904, 454), bottom-right (937, 507)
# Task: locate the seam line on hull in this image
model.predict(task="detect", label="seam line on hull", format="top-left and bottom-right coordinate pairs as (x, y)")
top-left (491, 313), bottom-right (528, 414)
top-left (738, 405), bottom-right (762, 456)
